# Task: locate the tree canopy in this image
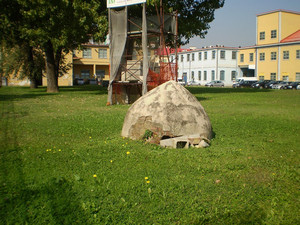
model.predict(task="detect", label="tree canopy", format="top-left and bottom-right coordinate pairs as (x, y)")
top-left (0, 0), bottom-right (108, 92)
top-left (146, 0), bottom-right (225, 45)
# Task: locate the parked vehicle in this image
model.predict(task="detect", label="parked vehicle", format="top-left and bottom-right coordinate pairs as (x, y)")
top-left (205, 80), bottom-right (224, 87)
top-left (234, 77), bottom-right (258, 84)
top-left (272, 81), bottom-right (292, 89)
top-left (286, 82), bottom-right (300, 90)
top-left (264, 80), bottom-right (280, 89)
top-left (187, 80), bottom-right (201, 86)
top-left (297, 84), bottom-right (300, 90)
top-left (251, 80), bottom-right (270, 89)
top-left (177, 78), bottom-right (186, 85)
top-left (232, 80), bottom-right (257, 88)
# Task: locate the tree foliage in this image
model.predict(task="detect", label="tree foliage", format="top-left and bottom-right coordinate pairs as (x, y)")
top-left (0, 0), bottom-right (108, 92)
top-left (145, 0), bottom-right (225, 45)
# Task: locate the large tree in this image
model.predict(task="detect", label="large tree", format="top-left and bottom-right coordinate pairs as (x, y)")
top-left (0, 0), bottom-right (108, 92)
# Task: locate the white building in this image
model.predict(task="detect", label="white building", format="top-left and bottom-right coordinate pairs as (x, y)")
top-left (171, 46), bottom-right (239, 86)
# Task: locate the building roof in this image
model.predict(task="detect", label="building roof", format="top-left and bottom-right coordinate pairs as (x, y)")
top-left (257, 9), bottom-right (300, 16)
top-left (280, 30), bottom-right (300, 43)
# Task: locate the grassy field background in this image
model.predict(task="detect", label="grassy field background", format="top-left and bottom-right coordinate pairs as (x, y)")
top-left (0, 85), bottom-right (299, 224)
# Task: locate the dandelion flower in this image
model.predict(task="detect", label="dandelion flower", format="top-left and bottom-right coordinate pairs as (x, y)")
top-left (126, 151), bottom-right (130, 155)
top-left (93, 174), bottom-right (97, 178)
top-left (110, 160), bottom-right (113, 163)
top-left (145, 177), bottom-right (149, 180)
top-left (146, 181), bottom-right (150, 184)
top-left (58, 149), bottom-right (61, 152)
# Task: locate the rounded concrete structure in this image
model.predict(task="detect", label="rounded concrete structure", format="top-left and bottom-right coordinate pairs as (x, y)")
top-left (121, 81), bottom-right (212, 143)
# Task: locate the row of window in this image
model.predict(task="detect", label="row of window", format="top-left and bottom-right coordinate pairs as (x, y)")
top-left (179, 50), bottom-right (237, 62)
top-left (259, 30), bottom-right (277, 40)
top-left (81, 48), bottom-right (108, 59)
top-left (240, 50), bottom-right (300, 62)
top-left (80, 70), bottom-right (106, 79)
top-left (258, 72), bottom-right (300, 81)
top-left (184, 70), bottom-right (237, 81)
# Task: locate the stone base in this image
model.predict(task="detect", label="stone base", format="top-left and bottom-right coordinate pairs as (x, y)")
top-left (160, 134), bottom-right (210, 149)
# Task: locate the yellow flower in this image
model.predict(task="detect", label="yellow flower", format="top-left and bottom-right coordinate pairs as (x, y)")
top-left (110, 160), bottom-right (113, 163)
top-left (93, 174), bottom-right (97, 178)
top-left (126, 151), bottom-right (130, 155)
top-left (89, 136), bottom-right (92, 139)
top-left (145, 177), bottom-right (149, 180)
top-left (146, 181), bottom-right (150, 184)
top-left (58, 149), bottom-right (61, 152)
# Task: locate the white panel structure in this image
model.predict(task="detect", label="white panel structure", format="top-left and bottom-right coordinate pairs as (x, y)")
top-left (107, 0), bottom-right (146, 8)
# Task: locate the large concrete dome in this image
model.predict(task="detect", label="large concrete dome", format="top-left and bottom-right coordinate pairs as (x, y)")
top-left (121, 81), bottom-right (212, 143)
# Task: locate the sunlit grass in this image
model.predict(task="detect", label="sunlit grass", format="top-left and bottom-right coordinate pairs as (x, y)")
top-left (1, 85), bottom-right (299, 224)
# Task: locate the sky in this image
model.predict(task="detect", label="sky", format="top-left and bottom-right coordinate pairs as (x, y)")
top-left (185, 0), bottom-right (300, 48)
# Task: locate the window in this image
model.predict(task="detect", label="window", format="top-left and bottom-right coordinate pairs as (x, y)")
top-left (296, 50), bottom-right (300, 59)
top-left (270, 73), bottom-right (276, 80)
top-left (220, 70), bottom-right (225, 81)
top-left (249, 53), bottom-right (254, 62)
top-left (220, 50), bottom-right (225, 59)
top-left (211, 70), bottom-right (215, 81)
top-left (260, 52), bottom-right (265, 61)
top-left (296, 73), bottom-right (300, 82)
top-left (231, 71), bottom-right (236, 80)
top-left (259, 76), bottom-right (264, 81)
top-left (83, 48), bottom-right (92, 58)
top-left (212, 50), bottom-right (216, 59)
top-left (204, 71), bottom-right (207, 80)
top-left (187, 54), bottom-right (190, 61)
top-left (232, 51), bottom-right (237, 60)
top-left (181, 55), bottom-right (184, 62)
top-left (198, 71), bottom-right (201, 80)
top-left (191, 71), bottom-right (194, 80)
top-left (271, 30), bottom-right (277, 39)
top-left (98, 49), bottom-right (107, 59)
top-left (96, 70), bottom-right (105, 78)
top-left (204, 52), bottom-right (207, 60)
top-left (240, 54), bottom-right (244, 62)
top-left (283, 51), bottom-right (289, 60)
top-left (260, 32), bottom-right (265, 40)
top-left (282, 75), bottom-right (289, 81)
top-left (198, 52), bottom-right (202, 60)
top-left (81, 70), bottom-right (90, 78)
top-left (192, 53), bottom-right (195, 61)
top-left (271, 52), bottom-right (277, 60)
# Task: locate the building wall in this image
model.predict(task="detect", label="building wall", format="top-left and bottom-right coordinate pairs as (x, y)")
top-left (281, 12), bottom-right (300, 40)
top-left (256, 46), bottom-right (279, 80)
top-left (280, 44), bottom-right (300, 81)
top-left (257, 12), bottom-right (279, 45)
top-left (239, 10), bottom-right (300, 82)
top-left (176, 47), bottom-right (238, 86)
top-left (42, 45), bottom-right (110, 86)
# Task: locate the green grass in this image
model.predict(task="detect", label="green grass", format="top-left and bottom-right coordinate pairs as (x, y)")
top-left (1, 85), bottom-right (299, 224)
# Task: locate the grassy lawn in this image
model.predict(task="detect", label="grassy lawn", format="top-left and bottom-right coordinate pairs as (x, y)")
top-left (0, 85), bottom-right (299, 224)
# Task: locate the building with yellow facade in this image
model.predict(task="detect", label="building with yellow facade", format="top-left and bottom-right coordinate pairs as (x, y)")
top-left (42, 40), bottom-right (110, 86)
top-left (238, 9), bottom-right (300, 82)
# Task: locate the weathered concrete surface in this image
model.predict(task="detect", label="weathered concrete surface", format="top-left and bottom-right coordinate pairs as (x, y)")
top-left (121, 80), bottom-right (212, 143)
top-left (160, 135), bottom-right (210, 148)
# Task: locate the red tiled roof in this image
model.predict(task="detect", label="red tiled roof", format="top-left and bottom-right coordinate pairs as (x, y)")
top-left (280, 30), bottom-right (300, 43)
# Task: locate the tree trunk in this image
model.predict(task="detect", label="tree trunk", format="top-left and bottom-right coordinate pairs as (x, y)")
top-left (26, 45), bottom-right (38, 89)
top-left (44, 41), bottom-right (59, 93)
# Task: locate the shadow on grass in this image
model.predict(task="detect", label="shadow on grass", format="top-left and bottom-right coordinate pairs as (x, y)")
top-left (0, 99), bottom-right (90, 224)
top-left (0, 85), bottom-right (108, 102)
top-left (187, 86), bottom-right (271, 95)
